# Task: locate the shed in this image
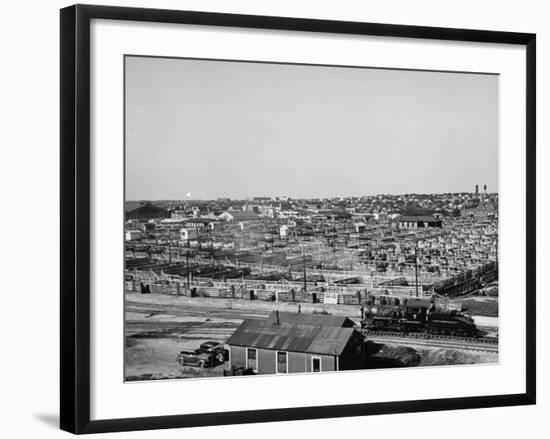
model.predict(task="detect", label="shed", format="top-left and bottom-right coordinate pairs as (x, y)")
top-left (227, 312), bottom-right (365, 375)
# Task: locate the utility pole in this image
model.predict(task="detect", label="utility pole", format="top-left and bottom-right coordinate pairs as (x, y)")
top-left (168, 228), bottom-right (172, 264)
top-left (302, 246), bottom-right (307, 292)
top-left (186, 250), bottom-right (190, 291)
top-left (495, 236), bottom-right (499, 269)
top-left (414, 246), bottom-right (419, 298)
top-left (332, 218), bottom-right (337, 255)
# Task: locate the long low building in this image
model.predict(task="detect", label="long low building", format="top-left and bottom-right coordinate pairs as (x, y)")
top-left (226, 311), bottom-right (366, 374)
top-left (396, 215), bottom-right (443, 229)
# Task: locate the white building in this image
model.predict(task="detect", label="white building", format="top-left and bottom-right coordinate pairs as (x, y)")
top-left (125, 230), bottom-right (142, 241)
top-left (180, 228), bottom-right (199, 243)
top-left (354, 222), bottom-right (367, 233)
top-left (279, 224), bottom-right (290, 238)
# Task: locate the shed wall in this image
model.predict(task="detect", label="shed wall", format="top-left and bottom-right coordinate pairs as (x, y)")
top-left (229, 345), bottom-right (337, 374)
top-left (288, 352), bottom-right (306, 374)
top-left (258, 348), bottom-right (276, 375)
top-left (230, 345), bottom-right (247, 370)
top-left (304, 353), bottom-right (336, 372)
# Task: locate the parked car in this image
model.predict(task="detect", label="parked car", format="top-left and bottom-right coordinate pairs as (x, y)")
top-left (199, 341), bottom-right (226, 364)
top-left (176, 343), bottom-right (226, 368)
top-left (176, 349), bottom-right (213, 368)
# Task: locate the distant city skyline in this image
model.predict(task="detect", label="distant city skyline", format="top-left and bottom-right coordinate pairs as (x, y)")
top-left (126, 191), bottom-right (498, 203)
top-left (125, 56), bottom-right (498, 200)
top-left (125, 191), bottom-right (498, 205)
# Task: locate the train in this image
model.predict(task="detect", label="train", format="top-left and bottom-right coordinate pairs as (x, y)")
top-left (360, 297), bottom-right (479, 337)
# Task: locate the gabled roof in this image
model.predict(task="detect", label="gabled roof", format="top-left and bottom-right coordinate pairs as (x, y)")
top-left (265, 311), bottom-right (356, 328)
top-left (227, 318), bottom-right (357, 356)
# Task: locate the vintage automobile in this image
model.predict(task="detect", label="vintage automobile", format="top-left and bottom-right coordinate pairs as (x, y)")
top-left (176, 342), bottom-right (226, 368)
top-left (199, 341), bottom-right (226, 363)
top-left (199, 341), bottom-right (223, 353)
top-left (176, 349), bottom-right (214, 368)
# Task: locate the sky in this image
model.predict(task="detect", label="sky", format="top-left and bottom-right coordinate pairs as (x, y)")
top-left (125, 56), bottom-right (498, 200)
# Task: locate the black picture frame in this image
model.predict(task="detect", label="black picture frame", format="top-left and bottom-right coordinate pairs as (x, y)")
top-left (60, 4), bottom-right (536, 434)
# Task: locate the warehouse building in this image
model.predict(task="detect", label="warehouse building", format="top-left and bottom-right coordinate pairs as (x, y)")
top-left (397, 215), bottom-right (443, 229)
top-left (226, 311), bottom-right (366, 374)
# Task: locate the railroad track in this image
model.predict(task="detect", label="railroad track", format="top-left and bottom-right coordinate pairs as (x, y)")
top-left (362, 330), bottom-right (499, 353)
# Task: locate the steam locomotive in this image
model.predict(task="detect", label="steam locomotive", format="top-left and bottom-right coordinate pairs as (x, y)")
top-left (361, 297), bottom-right (478, 337)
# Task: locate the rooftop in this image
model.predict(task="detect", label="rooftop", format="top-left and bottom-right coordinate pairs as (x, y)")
top-left (227, 316), bottom-right (358, 355)
top-left (265, 311), bottom-right (355, 328)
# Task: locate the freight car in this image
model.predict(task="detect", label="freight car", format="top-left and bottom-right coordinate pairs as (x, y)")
top-left (361, 298), bottom-right (478, 337)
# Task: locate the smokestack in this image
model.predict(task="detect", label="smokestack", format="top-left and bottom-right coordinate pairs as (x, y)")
top-left (475, 184), bottom-right (479, 195)
top-left (484, 184), bottom-right (487, 193)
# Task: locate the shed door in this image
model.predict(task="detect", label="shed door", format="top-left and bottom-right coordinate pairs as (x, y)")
top-left (312, 356), bottom-right (321, 373)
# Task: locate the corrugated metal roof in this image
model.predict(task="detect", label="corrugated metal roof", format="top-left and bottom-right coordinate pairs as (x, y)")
top-left (227, 318), bottom-right (357, 355)
top-left (265, 311), bottom-right (355, 328)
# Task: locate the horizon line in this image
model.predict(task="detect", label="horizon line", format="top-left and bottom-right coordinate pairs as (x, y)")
top-left (126, 191), bottom-right (499, 203)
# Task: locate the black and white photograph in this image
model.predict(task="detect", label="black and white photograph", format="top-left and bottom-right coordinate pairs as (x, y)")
top-left (124, 56), bottom-right (500, 381)
top-left (0, 0), bottom-right (543, 436)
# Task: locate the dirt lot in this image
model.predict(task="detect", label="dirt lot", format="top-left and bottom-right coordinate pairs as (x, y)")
top-left (125, 292), bottom-right (498, 381)
top-left (125, 338), bottom-right (227, 381)
top-left (125, 293), bottom-right (262, 380)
